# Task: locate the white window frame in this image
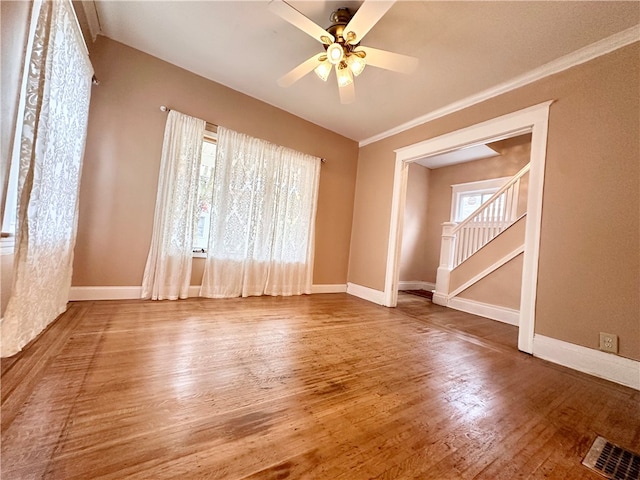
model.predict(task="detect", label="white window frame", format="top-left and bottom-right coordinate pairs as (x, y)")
top-left (1, 0), bottom-right (41, 256)
top-left (450, 176), bottom-right (518, 223)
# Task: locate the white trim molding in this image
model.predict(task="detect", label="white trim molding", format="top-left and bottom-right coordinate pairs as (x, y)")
top-left (69, 286), bottom-right (142, 301)
top-left (69, 284), bottom-right (348, 301)
top-left (383, 155), bottom-right (410, 307)
top-left (397, 281), bottom-right (436, 292)
top-left (445, 297), bottom-right (519, 326)
top-left (533, 335), bottom-right (640, 390)
top-left (311, 284), bottom-right (348, 294)
top-left (346, 283), bottom-right (385, 305)
top-left (360, 26), bottom-right (640, 147)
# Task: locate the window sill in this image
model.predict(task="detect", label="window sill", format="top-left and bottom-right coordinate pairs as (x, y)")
top-left (192, 251), bottom-right (207, 259)
top-left (1, 234), bottom-right (15, 256)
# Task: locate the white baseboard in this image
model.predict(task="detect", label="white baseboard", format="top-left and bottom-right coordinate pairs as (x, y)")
top-left (346, 282), bottom-right (385, 305)
top-left (69, 284), bottom-right (348, 301)
top-left (311, 284), bottom-right (347, 294)
top-left (69, 286), bottom-right (142, 301)
top-left (432, 292), bottom-right (448, 306)
top-left (444, 296), bottom-right (520, 326)
top-left (533, 334), bottom-right (640, 390)
top-left (398, 281), bottom-right (436, 292)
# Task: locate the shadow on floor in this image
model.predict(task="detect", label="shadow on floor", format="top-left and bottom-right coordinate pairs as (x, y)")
top-left (394, 291), bottom-right (519, 352)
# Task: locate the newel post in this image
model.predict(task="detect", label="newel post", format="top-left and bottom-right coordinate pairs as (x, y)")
top-left (433, 222), bottom-right (457, 306)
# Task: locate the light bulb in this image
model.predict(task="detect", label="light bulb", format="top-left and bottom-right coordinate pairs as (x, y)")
top-left (347, 54), bottom-right (366, 77)
top-left (314, 60), bottom-right (331, 82)
top-left (327, 43), bottom-right (344, 65)
top-left (336, 62), bottom-right (353, 87)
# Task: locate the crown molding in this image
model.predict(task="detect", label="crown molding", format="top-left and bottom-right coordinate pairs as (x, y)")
top-left (359, 25), bottom-right (640, 148)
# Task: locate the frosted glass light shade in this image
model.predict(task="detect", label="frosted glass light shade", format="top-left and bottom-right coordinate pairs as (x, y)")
top-left (347, 54), bottom-right (366, 77)
top-left (336, 63), bottom-right (353, 87)
top-left (314, 61), bottom-right (332, 81)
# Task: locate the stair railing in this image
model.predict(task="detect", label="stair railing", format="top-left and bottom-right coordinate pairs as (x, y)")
top-left (433, 163), bottom-right (529, 305)
top-left (451, 163), bottom-right (529, 267)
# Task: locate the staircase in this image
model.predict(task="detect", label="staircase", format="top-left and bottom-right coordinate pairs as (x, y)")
top-left (433, 163), bottom-right (529, 320)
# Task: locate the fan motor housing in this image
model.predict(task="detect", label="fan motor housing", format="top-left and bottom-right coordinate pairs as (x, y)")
top-left (327, 8), bottom-right (352, 39)
top-left (326, 7), bottom-right (360, 51)
top-left (330, 7), bottom-right (352, 25)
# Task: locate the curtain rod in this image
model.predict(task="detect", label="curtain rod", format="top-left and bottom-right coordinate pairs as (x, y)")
top-left (160, 105), bottom-right (217, 132)
top-left (159, 105), bottom-right (325, 163)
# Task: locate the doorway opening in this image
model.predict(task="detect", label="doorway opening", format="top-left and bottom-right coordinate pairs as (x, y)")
top-left (397, 134), bottom-right (531, 331)
top-left (384, 101), bottom-right (553, 353)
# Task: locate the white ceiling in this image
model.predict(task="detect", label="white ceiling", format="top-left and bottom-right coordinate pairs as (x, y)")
top-left (88, 1), bottom-right (639, 143)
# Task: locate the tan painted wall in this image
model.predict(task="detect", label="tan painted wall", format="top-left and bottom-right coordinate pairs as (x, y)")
top-left (399, 163), bottom-right (430, 282)
top-left (492, 136), bottom-right (531, 218)
top-left (457, 254), bottom-right (523, 310)
top-left (349, 43), bottom-right (640, 360)
top-left (72, 36), bottom-right (359, 288)
top-left (1, 253), bottom-right (14, 317)
top-left (450, 216), bottom-right (526, 309)
top-left (1, 1), bottom-right (32, 316)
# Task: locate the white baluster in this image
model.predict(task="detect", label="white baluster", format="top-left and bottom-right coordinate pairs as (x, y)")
top-left (448, 163), bottom-right (530, 269)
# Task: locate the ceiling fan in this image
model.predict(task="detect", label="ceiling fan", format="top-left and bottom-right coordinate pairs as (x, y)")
top-left (268, 0), bottom-right (418, 104)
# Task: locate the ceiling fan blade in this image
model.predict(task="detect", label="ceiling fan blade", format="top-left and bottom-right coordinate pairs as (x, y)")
top-left (358, 46), bottom-right (418, 74)
top-left (277, 54), bottom-right (323, 87)
top-left (269, 0), bottom-right (334, 44)
top-left (339, 82), bottom-right (355, 105)
top-left (343, 1), bottom-right (395, 45)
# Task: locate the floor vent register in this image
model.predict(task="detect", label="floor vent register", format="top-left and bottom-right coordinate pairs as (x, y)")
top-left (583, 436), bottom-right (640, 480)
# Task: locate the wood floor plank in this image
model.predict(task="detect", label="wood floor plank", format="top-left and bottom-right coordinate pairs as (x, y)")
top-left (1, 293), bottom-right (638, 479)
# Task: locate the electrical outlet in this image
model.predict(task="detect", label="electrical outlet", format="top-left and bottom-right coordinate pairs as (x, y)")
top-left (599, 332), bottom-right (618, 354)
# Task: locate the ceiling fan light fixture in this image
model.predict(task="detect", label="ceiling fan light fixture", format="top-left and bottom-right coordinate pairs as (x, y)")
top-left (336, 62), bottom-right (353, 87)
top-left (314, 60), bottom-right (332, 81)
top-left (270, 0), bottom-right (418, 102)
top-left (347, 54), bottom-right (366, 77)
top-left (327, 43), bottom-right (344, 65)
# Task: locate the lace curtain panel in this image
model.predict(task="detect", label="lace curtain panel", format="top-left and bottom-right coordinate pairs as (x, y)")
top-left (200, 127), bottom-right (321, 298)
top-left (141, 111), bottom-right (206, 300)
top-left (1, 0), bottom-right (93, 356)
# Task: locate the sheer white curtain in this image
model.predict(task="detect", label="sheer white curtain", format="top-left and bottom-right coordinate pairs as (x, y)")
top-left (141, 111), bottom-right (206, 300)
top-left (1, 0), bottom-right (93, 356)
top-left (200, 127), bottom-right (321, 298)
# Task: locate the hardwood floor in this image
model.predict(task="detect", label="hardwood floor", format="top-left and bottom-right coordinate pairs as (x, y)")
top-left (2, 293), bottom-right (639, 479)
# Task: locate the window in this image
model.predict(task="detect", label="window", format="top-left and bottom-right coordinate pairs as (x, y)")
top-left (199, 126), bottom-right (321, 298)
top-left (456, 190), bottom-right (502, 222)
top-left (451, 177), bottom-right (515, 223)
top-left (193, 133), bottom-right (217, 254)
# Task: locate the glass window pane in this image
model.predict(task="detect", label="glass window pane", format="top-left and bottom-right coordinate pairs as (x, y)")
top-left (193, 139), bottom-right (216, 251)
top-left (458, 193), bottom-right (482, 221)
